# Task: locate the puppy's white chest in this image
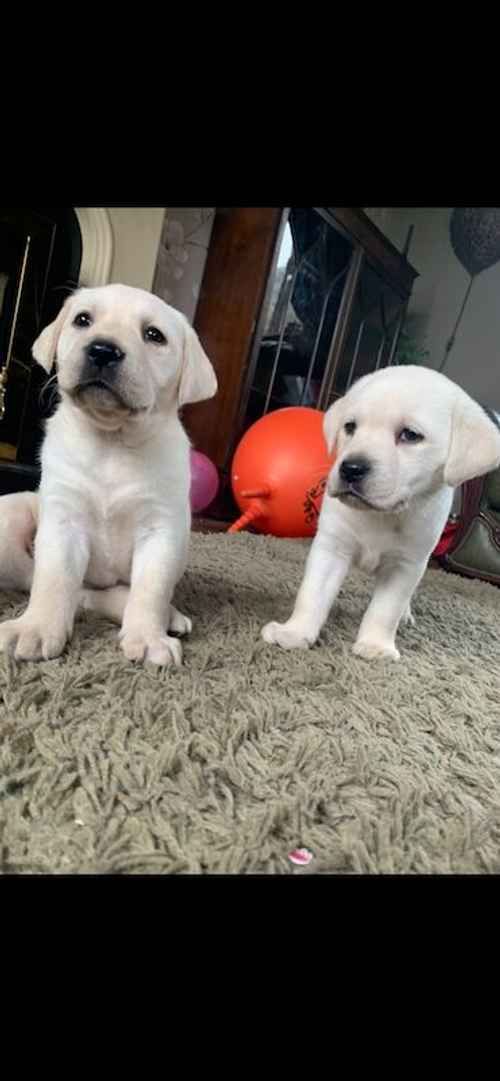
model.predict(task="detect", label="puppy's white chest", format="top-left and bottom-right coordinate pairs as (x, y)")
top-left (352, 518), bottom-right (404, 574)
top-left (83, 465), bottom-right (151, 587)
top-left (86, 499), bottom-right (135, 587)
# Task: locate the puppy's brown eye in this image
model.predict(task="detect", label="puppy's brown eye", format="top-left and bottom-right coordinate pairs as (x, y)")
top-left (344, 421), bottom-right (356, 435)
top-left (399, 428), bottom-right (424, 443)
top-left (144, 326), bottom-right (166, 344)
top-left (73, 312), bottom-right (92, 328)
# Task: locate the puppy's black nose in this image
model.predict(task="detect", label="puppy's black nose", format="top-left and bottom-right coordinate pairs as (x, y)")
top-left (85, 339), bottom-right (125, 368)
top-left (340, 457), bottom-right (371, 484)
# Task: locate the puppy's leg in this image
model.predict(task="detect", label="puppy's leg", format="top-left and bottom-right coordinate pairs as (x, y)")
top-left (119, 529), bottom-right (187, 666)
top-left (0, 504), bottom-right (89, 661)
top-left (353, 560), bottom-right (426, 661)
top-left (0, 492), bottom-right (38, 592)
top-left (168, 605), bottom-right (192, 636)
top-left (262, 537), bottom-right (351, 649)
top-left (401, 604), bottom-right (415, 627)
top-left (81, 586), bottom-right (192, 636)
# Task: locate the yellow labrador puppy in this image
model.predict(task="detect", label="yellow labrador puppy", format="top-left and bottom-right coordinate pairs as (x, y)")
top-left (262, 365), bottom-right (500, 661)
top-left (0, 283), bottom-right (217, 665)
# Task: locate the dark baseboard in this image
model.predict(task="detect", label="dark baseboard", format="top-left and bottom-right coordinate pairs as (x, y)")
top-left (192, 516), bottom-right (229, 533)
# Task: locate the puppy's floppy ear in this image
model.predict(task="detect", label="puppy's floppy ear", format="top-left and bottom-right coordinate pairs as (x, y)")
top-left (444, 388), bottom-right (500, 487)
top-left (32, 296), bottom-right (73, 374)
top-left (178, 318), bottom-right (217, 408)
top-left (323, 396), bottom-right (345, 454)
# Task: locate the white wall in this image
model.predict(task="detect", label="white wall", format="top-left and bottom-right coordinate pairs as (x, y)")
top-left (364, 208), bottom-right (500, 410)
top-left (152, 208), bottom-right (215, 323)
top-left (107, 208), bottom-right (165, 290)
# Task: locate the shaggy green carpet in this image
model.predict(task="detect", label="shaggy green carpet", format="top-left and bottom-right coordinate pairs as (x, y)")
top-left (1, 531), bottom-right (500, 874)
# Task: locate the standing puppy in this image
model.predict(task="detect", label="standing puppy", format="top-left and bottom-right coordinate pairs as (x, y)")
top-left (0, 284), bottom-right (217, 665)
top-left (262, 365), bottom-right (500, 661)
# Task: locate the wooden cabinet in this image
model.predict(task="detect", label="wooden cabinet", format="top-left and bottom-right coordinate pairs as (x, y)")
top-left (186, 208), bottom-right (418, 484)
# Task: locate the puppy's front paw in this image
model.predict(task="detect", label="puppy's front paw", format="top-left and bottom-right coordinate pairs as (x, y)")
top-left (261, 620), bottom-right (315, 650)
top-left (352, 638), bottom-right (400, 662)
top-left (120, 627), bottom-right (183, 667)
top-left (0, 615), bottom-right (67, 661)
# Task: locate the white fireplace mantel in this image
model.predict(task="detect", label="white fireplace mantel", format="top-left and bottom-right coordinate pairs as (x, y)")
top-left (74, 207), bottom-right (114, 287)
top-left (74, 207), bottom-right (167, 292)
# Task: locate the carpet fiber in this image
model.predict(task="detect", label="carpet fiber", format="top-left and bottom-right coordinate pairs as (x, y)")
top-left (1, 531), bottom-right (500, 874)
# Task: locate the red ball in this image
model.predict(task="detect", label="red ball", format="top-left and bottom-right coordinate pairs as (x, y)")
top-left (230, 407), bottom-right (335, 537)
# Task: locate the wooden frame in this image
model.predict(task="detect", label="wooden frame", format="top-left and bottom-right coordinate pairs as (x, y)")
top-left (183, 207), bottom-right (282, 468)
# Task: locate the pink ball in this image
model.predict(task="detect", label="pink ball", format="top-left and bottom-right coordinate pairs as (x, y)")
top-left (190, 449), bottom-right (219, 513)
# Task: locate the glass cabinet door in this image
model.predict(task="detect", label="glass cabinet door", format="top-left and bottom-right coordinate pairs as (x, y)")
top-left (0, 210), bottom-right (56, 463)
top-left (242, 207), bottom-right (411, 432)
top-left (323, 259), bottom-right (408, 406)
top-left (244, 208), bottom-right (354, 429)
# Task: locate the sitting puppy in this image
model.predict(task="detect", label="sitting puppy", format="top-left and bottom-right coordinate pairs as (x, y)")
top-left (0, 283), bottom-right (217, 665)
top-left (262, 365), bottom-right (500, 661)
